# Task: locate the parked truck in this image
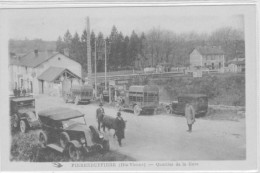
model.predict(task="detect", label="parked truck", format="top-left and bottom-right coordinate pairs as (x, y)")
top-left (63, 85), bottom-right (93, 105)
top-left (117, 85), bottom-right (159, 115)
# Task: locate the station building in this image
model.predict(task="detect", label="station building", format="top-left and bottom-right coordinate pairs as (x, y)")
top-left (9, 50), bottom-right (82, 96)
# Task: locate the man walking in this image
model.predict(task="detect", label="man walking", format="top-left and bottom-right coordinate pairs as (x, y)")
top-left (115, 112), bottom-right (125, 146)
top-left (185, 102), bottom-right (195, 133)
top-left (96, 103), bottom-right (105, 131)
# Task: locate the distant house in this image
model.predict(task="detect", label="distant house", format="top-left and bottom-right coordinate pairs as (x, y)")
top-left (189, 46), bottom-right (225, 70)
top-left (9, 50), bottom-right (82, 95)
top-left (227, 58), bottom-right (245, 72)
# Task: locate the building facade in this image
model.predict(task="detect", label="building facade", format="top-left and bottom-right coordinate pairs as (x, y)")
top-left (190, 46), bottom-right (225, 70)
top-left (9, 50), bottom-right (82, 95)
top-left (227, 58), bottom-right (245, 72)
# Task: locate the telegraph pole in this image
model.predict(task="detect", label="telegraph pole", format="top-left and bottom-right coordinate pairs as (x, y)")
top-left (104, 40), bottom-right (107, 91)
top-left (94, 39), bottom-right (97, 98)
top-left (86, 17), bottom-right (92, 85)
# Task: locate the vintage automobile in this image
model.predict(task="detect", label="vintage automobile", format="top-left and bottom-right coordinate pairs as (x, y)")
top-left (38, 107), bottom-right (110, 160)
top-left (117, 85), bottom-right (159, 115)
top-left (165, 94), bottom-right (208, 117)
top-left (10, 96), bottom-right (40, 133)
top-left (63, 85), bottom-right (93, 104)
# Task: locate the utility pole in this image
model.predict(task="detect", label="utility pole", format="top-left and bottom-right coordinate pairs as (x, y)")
top-left (94, 39), bottom-right (97, 98)
top-left (86, 17), bottom-right (92, 85)
top-left (104, 40), bottom-right (107, 91)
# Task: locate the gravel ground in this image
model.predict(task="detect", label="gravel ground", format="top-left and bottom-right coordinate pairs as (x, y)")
top-left (35, 95), bottom-right (246, 161)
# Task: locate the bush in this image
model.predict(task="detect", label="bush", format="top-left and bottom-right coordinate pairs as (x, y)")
top-left (154, 73), bottom-right (245, 106)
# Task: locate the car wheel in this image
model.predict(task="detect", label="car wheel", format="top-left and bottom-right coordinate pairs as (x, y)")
top-left (134, 105), bottom-right (141, 116)
top-left (19, 120), bottom-right (28, 133)
top-left (60, 132), bottom-right (70, 149)
top-left (102, 140), bottom-right (110, 152)
top-left (68, 143), bottom-right (80, 161)
top-left (39, 131), bottom-right (48, 148)
top-left (12, 114), bottom-right (19, 129)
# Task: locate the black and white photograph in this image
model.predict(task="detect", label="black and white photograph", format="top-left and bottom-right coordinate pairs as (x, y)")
top-left (0, 1), bottom-right (258, 172)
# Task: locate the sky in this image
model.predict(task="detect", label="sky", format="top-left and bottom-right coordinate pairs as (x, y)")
top-left (4, 5), bottom-right (245, 41)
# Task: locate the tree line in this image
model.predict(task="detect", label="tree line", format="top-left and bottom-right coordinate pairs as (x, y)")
top-left (56, 26), bottom-right (245, 73)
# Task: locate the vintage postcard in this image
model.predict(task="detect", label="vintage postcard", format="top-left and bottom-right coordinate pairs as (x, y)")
top-left (0, 1), bottom-right (258, 172)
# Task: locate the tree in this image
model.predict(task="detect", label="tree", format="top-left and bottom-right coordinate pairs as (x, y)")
top-left (70, 32), bottom-right (81, 62)
top-left (127, 31), bottom-right (140, 67)
top-left (63, 30), bottom-right (72, 57)
top-left (209, 27), bottom-right (245, 62)
top-left (56, 36), bottom-right (65, 54)
top-left (80, 30), bottom-right (88, 71)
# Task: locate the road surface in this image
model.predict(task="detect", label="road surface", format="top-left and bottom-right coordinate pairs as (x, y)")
top-left (36, 95), bottom-right (246, 161)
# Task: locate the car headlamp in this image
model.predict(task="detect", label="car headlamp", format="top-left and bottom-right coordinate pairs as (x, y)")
top-left (80, 137), bottom-right (86, 144)
top-left (99, 134), bottom-right (104, 139)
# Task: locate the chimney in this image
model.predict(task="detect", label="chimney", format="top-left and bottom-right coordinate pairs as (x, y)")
top-left (34, 49), bottom-right (38, 56)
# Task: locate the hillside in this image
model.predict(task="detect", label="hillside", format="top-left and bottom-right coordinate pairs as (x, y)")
top-left (9, 39), bottom-right (56, 55)
top-left (150, 73), bottom-right (245, 106)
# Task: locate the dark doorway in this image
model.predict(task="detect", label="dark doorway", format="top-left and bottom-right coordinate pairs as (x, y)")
top-left (212, 63), bottom-right (215, 69)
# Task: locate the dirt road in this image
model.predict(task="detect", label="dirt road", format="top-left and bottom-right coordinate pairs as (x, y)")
top-left (36, 95), bottom-right (246, 161)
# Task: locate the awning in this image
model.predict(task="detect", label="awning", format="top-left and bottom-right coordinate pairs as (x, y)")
top-left (38, 67), bottom-right (81, 82)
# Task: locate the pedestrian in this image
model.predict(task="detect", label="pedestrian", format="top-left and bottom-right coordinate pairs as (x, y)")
top-left (100, 93), bottom-right (104, 104)
top-left (185, 102), bottom-right (195, 133)
top-left (22, 87), bottom-right (26, 96)
top-left (96, 103), bottom-right (105, 131)
top-left (17, 87), bottom-right (21, 97)
top-left (115, 111), bottom-right (125, 146)
top-left (13, 87), bottom-right (18, 97)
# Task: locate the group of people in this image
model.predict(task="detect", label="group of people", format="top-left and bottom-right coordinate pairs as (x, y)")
top-left (95, 100), bottom-right (196, 148)
top-left (13, 87), bottom-right (27, 97)
top-left (96, 103), bottom-right (125, 147)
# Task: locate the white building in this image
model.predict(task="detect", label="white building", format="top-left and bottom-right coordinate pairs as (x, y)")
top-left (190, 46), bottom-right (225, 70)
top-left (227, 58), bottom-right (245, 72)
top-left (9, 50), bottom-right (82, 95)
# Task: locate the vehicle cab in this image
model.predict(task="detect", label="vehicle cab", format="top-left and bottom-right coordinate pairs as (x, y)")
top-left (38, 107), bottom-right (109, 161)
top-left (10, 96), bottom-right (39, 133)
top-left (166, 94), bottom-right (208, 117)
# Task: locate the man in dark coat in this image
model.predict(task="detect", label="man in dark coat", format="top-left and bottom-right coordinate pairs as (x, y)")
top-left (114, 111), bottom-right (125, 146)
top-left (96, 103), bottom-right (105, 131)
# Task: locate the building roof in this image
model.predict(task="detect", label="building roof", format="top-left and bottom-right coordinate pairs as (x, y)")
top-left (228, 59), bottom-right (245, 65)
top-left (194, 46), bottom-right (224, 55)
top-left (38, 107), bottom-right (84, 121)
top-left (9, 51), bottom-right (59, 67)
top-left (38, 67), bottom-right (81, 82)
top-left (179, 94), bottom-right (208, 98)
top-left (10, 97), bottom-right (35, 102)
top-left (129, 85), bottom-right (159, 92)
top-left (229, 58), bottom-right (245, 62)
top-left (38, 67), bottom-right (66, 82)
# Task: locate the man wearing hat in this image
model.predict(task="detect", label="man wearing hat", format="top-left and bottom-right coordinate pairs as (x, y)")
top-left (114, 111), bottom-right (125, 146)
top-left (96, 103), bottom-right (105, 131)
top-left (185, 101), bottom-right (195, 133)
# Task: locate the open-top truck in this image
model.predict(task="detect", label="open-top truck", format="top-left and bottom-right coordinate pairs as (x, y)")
top-left (63, 85), bottom-right (93, 105)
top-left (117, 85), bottom-right (159, 115)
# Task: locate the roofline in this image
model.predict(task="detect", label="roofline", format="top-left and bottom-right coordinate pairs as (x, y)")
top-left (38, 114), bottom-right (84, 121)
top-left (33, 52), bottom-right (59, 68)
top-left (55, 114), bottom-right (85, 121)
